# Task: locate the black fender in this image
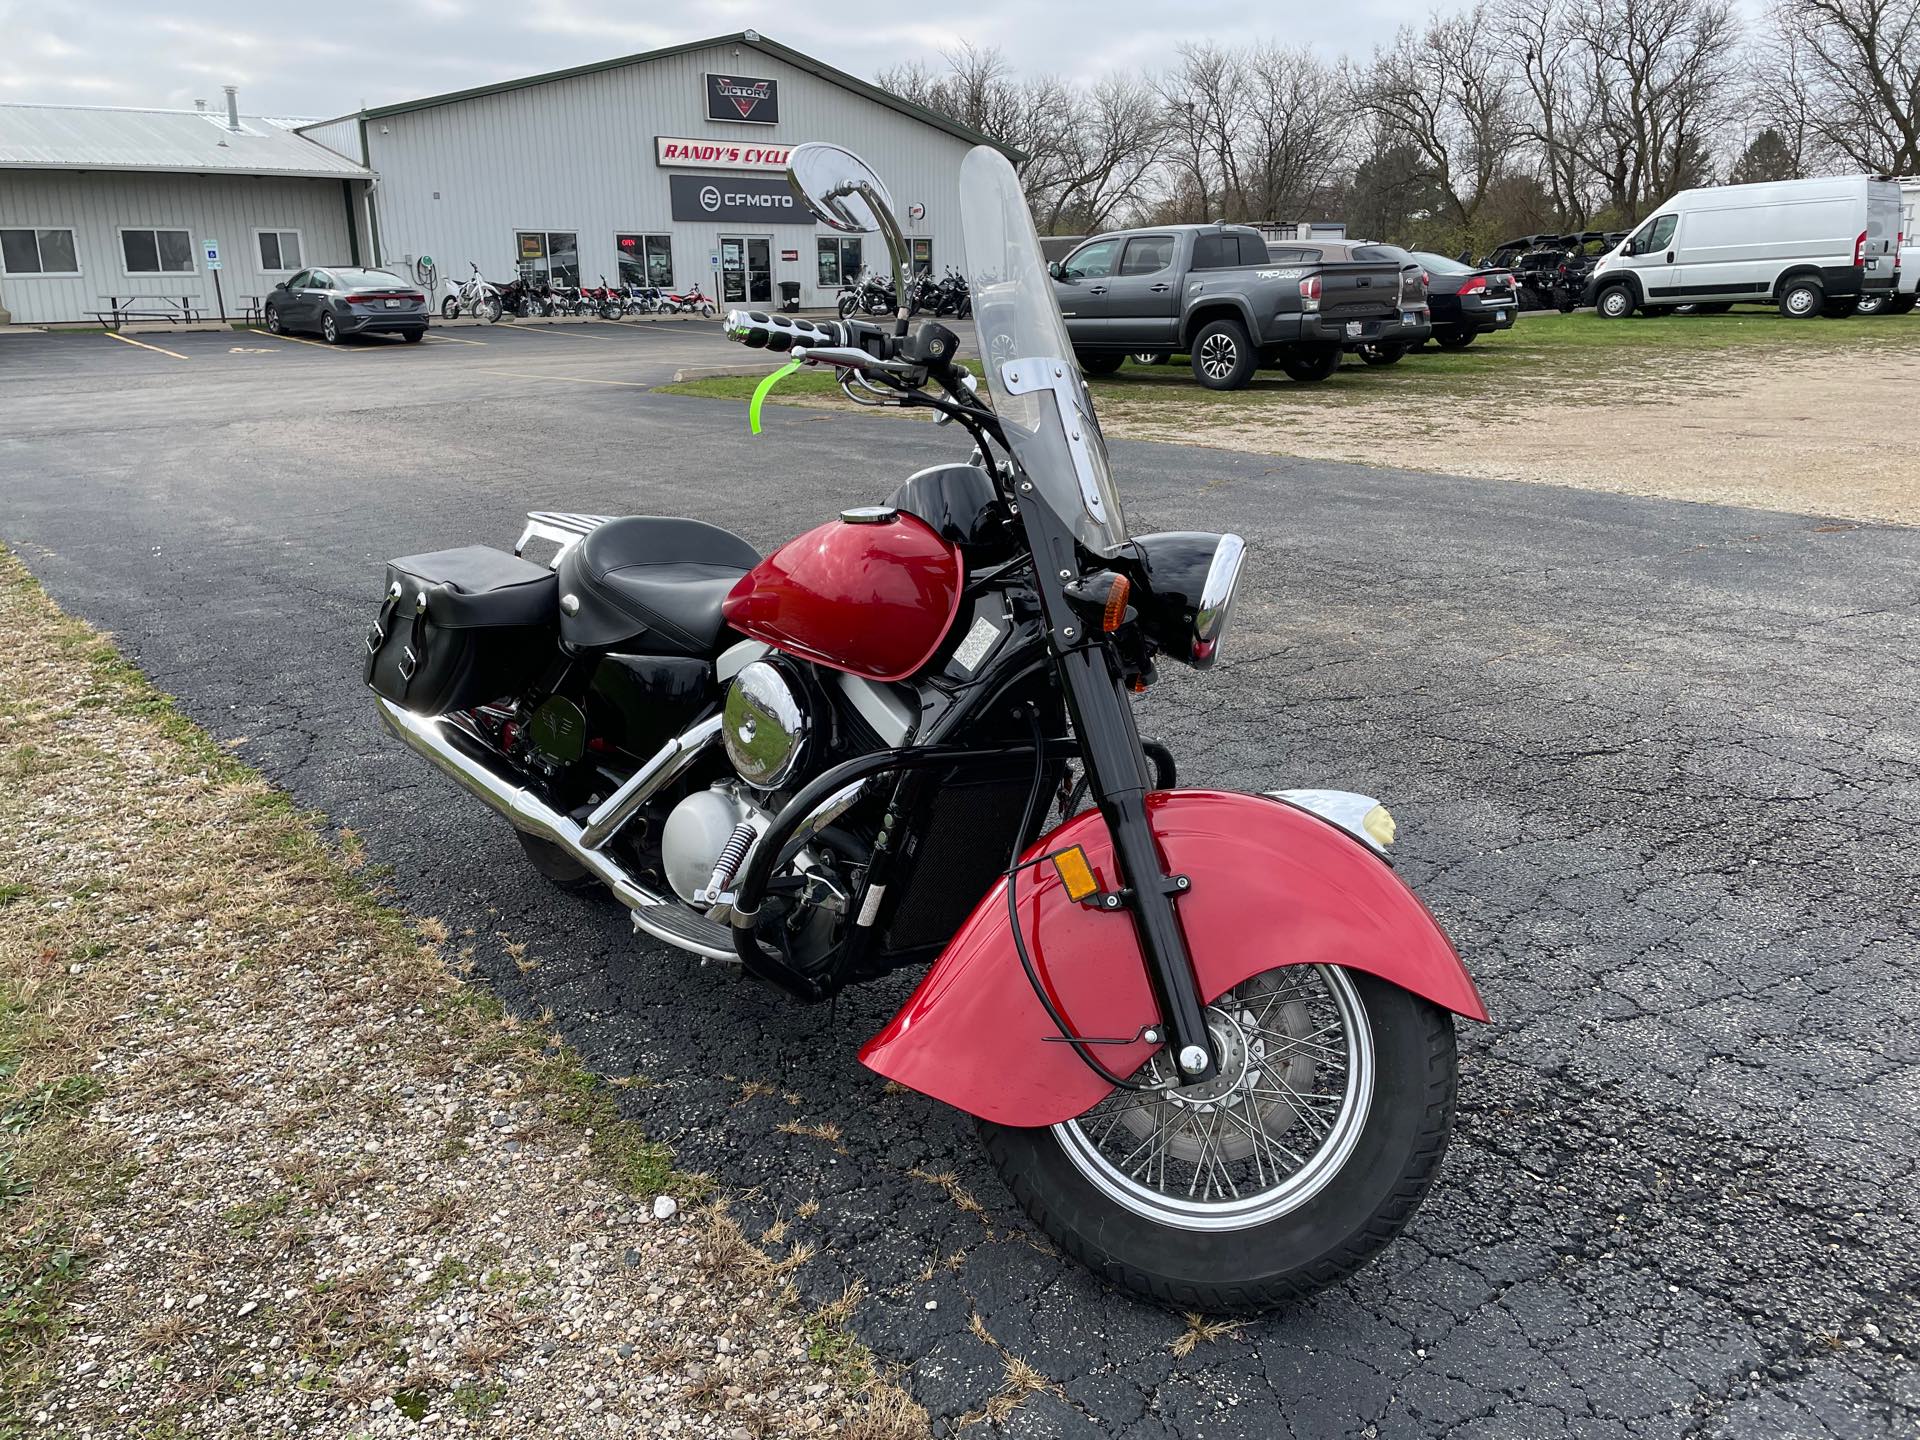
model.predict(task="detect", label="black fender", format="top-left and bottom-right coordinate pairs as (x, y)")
top-left (1182, 297), bottom-right (1260, 350)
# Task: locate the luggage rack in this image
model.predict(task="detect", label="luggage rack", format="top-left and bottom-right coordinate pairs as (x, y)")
top-left (513, 511), bottom-right (616, 568)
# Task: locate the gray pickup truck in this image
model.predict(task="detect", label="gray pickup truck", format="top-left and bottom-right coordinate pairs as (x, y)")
top-left (1049, 224), bottom-right (1430, 390)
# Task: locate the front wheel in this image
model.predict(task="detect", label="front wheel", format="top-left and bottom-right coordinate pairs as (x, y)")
top-left (1435, 329), bottom-right (1476, 350)
top-left (482, 298), bottom-right (504, 324)
top-left (1077, 351), bottom-right (1127, 376)
top-left (1279, 344), bottom-right (1341, 382)
top-left (1595, 283), bottom-right (1635, 319)
top-left (981, 966), bottom-right (1456, 1312)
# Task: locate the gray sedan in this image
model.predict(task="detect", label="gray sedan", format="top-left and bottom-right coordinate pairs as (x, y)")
top-left (264, 268), bottom-right (427, 344)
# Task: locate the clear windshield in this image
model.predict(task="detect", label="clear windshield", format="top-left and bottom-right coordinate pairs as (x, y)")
top-left (959, 146), bottom-right (1128, 557)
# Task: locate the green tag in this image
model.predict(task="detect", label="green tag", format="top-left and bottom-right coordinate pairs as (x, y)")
top-left (749, 359), bottom-right (803, 435)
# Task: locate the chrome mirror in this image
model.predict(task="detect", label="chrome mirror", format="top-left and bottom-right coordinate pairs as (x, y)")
top-left (787, 142), bottom-right (909, 327)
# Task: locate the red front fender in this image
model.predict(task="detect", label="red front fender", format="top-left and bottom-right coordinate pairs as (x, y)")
top-left (858, 789), bottom-right (1486, 1127)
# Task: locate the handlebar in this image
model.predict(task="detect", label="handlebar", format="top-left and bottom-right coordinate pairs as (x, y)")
top-left (725, 310), bottom-right (850, 354)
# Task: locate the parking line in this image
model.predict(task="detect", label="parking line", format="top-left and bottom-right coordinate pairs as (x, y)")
top-left (426, 333), bottom-right (488, 346)
top-left (244, 327), bottom-right (359, 355)
top-left (470, 367), bottom-right (651, 388)
top-left (105, 331), bottom-right (188, 360)
top-left (496, 323), bottom-right (612, 342)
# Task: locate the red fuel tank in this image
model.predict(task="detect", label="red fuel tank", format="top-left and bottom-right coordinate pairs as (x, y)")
top-left (722, 509), bottom-right (964, 683)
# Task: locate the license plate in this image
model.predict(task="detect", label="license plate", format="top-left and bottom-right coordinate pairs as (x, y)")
top-left (1496, 310), bottom-right (1508, 321)
top-left (384, 298), bottom-right (400, 308)
top-left (1345, 321), bottom-right (1363, 337)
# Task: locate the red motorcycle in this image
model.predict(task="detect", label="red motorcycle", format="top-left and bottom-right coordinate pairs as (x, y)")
top-left (364, 143), bottom-right (1485, 1311)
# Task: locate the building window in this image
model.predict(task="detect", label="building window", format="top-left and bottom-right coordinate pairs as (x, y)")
top-left (256, 229), bottom-right (303, 272)
top-left (120, 228), bottom-right (194, 275)
top-left (515, 230), bottom-right (580, 289)
top-left (616, 233), bottom-right (673, 288)
top-left (0, 227), bottom-right (79, 276)
top-left (817, 236), bottom-right (861, 287)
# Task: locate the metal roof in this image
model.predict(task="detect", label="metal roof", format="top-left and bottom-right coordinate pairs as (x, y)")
top-left (358, 32), bottom-right (1019, 159)
top-left (0, 104), bottom-right (371, 179)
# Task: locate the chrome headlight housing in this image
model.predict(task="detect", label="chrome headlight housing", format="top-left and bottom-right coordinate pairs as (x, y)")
top-left (722, 659), bottom-right (809, 790)
top-left (1126, 531), bottom-right (1248, 670)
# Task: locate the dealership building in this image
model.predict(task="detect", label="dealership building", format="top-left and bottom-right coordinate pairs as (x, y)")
top-left (0, 32), bottom-right (999, 325)
top-left (302, 31), bottom-right (996, 310)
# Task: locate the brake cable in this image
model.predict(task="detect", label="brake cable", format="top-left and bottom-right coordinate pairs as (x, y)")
top-left (1005, 707), bottom-right (1166, 1093)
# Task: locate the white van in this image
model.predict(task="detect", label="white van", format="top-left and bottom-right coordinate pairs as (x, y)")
top-left (1585, 174), bottom-right (1903, 319)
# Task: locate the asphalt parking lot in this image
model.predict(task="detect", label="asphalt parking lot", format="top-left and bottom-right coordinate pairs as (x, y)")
top-left (3, 323), bottom-right (1917, 1438)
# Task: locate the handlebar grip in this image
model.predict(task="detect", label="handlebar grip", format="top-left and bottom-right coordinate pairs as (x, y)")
top-left (725, 309), bottom-right (845, 354)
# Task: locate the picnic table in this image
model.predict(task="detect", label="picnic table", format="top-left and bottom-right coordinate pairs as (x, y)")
top-left (90, 295), bottom-right (204, 329)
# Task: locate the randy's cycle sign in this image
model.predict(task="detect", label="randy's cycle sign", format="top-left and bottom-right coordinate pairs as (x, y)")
top-left (706, 73), bottom-right (779, 125)
top-left (668, 173), bottom-right (803, 223)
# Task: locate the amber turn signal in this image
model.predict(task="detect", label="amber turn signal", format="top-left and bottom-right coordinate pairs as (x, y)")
top-left (1050, 845), bottom-right (1099, 901)
top-left (1101, 574), bottom-right (1131, 632)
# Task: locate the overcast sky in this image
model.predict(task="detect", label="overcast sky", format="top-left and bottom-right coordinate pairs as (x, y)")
top-left (1, 0), bottom-right (1439, 117)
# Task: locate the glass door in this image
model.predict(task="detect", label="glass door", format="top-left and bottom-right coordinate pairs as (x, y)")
top-left (746, 237), bottom-right (772, 303)
top-left (719, 236), bottom-right (747, 303)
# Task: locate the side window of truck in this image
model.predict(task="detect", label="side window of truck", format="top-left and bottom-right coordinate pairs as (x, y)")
top-left (1062, 239), bottom-right (1119, 281)
top-left (1118, 236), bottom-right (1175, 276)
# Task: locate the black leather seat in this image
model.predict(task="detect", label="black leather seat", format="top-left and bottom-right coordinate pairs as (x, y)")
top-left (557, 516), bottom-right (760, 653)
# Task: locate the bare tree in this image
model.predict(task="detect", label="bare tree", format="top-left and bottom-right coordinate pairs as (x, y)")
top-left (1762, 0), bottom-right (1920, 172)
top-left (1153, 42), bottom-right (1347, 224)
top-left (1563, 0), bottom-right (1740, 220)
top-left (1507, 0), bottom-right (1600, 226)
top-left (1348, 4), bottom-right (1525, 245)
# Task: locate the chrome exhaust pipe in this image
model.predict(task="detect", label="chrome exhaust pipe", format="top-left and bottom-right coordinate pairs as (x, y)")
top-left (374, 698), bottom-right (734, 960)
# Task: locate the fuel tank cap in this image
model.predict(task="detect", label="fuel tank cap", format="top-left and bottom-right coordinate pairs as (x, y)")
top-left (840, 506), bottom-right (898, 525)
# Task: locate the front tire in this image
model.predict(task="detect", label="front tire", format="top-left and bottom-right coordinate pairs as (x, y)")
top-left (1279, 344), bottom-right (1341, 382)
top-left (980, 967), bottom-right (1457, 1313)
top-left (1595, 283), bottom-right (1635, 319)
top-left (1191, 319), bottom-right (1257, 389)
top-left (264, 305), bottom-right (283, 335)
top-left (1435, 329), bottom-right (1476, 350)
top-left (1076, 351), bottom-right (1126, 376)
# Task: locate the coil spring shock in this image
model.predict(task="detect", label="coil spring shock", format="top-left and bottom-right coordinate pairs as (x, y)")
top-left (698, 819), bottom-right (758, 903)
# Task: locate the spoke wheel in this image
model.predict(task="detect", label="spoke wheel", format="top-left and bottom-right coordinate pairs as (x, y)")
top-left (1054, 965), bottom-right (1373, 1230)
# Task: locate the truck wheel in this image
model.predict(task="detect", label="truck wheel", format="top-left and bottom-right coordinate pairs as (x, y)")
top-left (1854, 293), bottom-right (1887, 316)
top-left (1777, 278), bottom-right (1823, 319)
top-left (1359, 343), bottom-right (1405, 366)
top-left (1132, 351), bottom-right (1170, 366)
top-left (1279, 345), bottom-right (1341, 383)
top-left (1077, 352), bottom-right (1127, 376)
top-left (1191, 319), bottom-right (1257, 390)
top-left (1889, 295), bottom-right (1918, 316)
top-left (1595, 284), bottom-right (1635, 319)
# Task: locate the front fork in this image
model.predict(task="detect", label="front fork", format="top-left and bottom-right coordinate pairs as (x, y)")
top-left (1020, 486), bottom-right (1219, 1083)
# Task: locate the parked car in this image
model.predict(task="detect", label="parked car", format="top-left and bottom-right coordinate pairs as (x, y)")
top-left (1857, 175), bottom-right (1917, 315)
top-left (265, 267), bottom-right (427, 342)
top-left (1409, 252), bottom-right (1519, 348)
top-left (1584, 175), bottom-right (1903, 319)
top-left (1047, 224), bottom-right (1429, 389)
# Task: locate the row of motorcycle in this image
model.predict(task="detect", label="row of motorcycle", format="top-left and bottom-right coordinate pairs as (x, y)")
top-left (836, 266), bottom-right (972, 319)
top-left (440, 263), bottom-right (716, 322)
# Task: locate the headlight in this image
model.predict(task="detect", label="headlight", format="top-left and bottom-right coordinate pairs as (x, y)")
top-left (1125, 532), bottom-right (1247, 670)
top-left (722, 660), bottom-right (808, 790)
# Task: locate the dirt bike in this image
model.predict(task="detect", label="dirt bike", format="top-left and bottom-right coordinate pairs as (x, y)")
top-left (364, 142), bottom-right (1485, 1312)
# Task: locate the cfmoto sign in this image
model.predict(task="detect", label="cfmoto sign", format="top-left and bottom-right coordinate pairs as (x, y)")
top-left (670, 173), bottom-right (802, 223)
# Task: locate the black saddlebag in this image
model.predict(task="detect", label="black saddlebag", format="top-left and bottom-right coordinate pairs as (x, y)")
top-left (364, 546), bottom-right (557, 716)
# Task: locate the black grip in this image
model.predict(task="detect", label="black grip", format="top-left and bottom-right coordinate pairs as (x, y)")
top-left (725, 309), bottom-right (844, 353)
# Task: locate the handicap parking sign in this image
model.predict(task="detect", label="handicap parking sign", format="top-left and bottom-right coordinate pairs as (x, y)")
top-left (204, 239), bottom-right (222, 271)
